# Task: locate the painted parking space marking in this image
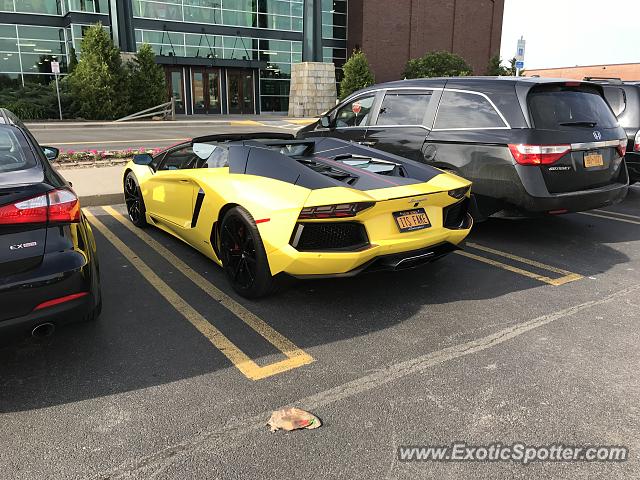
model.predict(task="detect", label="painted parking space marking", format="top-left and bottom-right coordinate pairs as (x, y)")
top-left (86, 209), bottom-right (314, 381)
top-left (580, 210), bottom-right (640, 225)
top-left (456, 242), bottom-right (583, 286)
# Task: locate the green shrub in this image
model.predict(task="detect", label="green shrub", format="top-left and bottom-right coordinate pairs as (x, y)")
top-left (67, 23), bottom-right (129, 120)
top-left (128, 43), bottom-right (167, 113)
top-left (339, 50), bottom-right (375, 100)
top-left (403, 51), bottom-right (473, 79)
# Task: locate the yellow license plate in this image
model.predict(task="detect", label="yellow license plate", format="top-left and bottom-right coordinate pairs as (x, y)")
top-left (584, 152), bottom-right (604, 168)
top-left (393, 208), bottom-right (431, 232)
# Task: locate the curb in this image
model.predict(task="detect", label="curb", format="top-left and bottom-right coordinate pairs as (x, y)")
top-left (26, 118), bottom-right (316, 130)
top-left (80, 193), bottom-right (124, 207)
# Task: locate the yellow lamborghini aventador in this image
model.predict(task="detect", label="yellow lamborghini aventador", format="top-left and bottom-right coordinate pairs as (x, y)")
top-left (123, 133), bottom-right (473, 298)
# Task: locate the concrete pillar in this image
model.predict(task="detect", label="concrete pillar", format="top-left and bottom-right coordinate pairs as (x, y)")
top-left (288, 62), bottom-right (336, 117)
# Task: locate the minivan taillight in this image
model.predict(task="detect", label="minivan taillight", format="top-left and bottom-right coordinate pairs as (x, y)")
top-left (634, 131), bottom-right (640, 152)
top-left (616, 139), bottom-right (627, 158)
top-left (0, 189), bottom-right (80, 225)
top-left (508, 144), bottom-right (571, 166)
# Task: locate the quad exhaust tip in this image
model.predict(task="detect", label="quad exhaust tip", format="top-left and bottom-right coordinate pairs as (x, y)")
top-left (32, 323), bottom-right (55, 338)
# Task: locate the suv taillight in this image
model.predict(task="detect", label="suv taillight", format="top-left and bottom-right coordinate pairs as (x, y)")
top-left (508, 144), bottom-right (571, 166)
top-left (0, 189), bottom-right (80, 225)
top-left (635, 131), bottom-right (640, 152)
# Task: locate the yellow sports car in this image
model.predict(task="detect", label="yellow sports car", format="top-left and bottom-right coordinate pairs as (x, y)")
top-left (123, 134), bottom-right (473, 298)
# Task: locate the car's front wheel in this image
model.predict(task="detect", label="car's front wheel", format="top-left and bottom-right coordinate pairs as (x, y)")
top-left (220, 206), bottom-right (275, 298)
top-left (124, 172), bottom-right (147, 228)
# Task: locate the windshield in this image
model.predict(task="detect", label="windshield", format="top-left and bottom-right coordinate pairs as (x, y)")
top-left (528, 86), bottom-right (619, 130)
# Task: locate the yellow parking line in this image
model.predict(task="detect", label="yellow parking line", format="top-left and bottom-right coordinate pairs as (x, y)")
top-left (229, 120), bottom-right (262, 126)
top-left (580, 211), bottom-right (640, 225)
top-left (55, 138), bottom-right (186, 146)
top-left (592, 209), bottom-right (640, 220)
top-left (288, 119), bottom-right (316, 125)
top-left (99, 206), bottom-right (314, 380)
top-left (457, 243), bottom-right (582, 286)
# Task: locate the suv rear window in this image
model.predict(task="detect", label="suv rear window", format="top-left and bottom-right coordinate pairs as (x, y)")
top-left (0, 127), bottom-right (36, 174)
top-left (528, 85), bottom-right (619, 130)
top-left (602, 86), bottom-right (626, 117)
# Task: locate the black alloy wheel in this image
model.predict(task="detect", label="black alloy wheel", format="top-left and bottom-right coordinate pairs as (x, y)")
top-left (220, 207), bottom-right (275, 298)
top-left (124, 172), bottom-right (147, 227)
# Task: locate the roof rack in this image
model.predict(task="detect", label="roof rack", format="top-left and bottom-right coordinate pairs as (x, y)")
top-left (583, 77), bottom-right (623, 84)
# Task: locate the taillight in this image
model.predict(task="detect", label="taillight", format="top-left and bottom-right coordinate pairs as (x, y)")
top-left (634, 131), bottom-right (640, 152)
top-left (0, 189), bottom-right (80, 225)
top-left (48, 189), bottom-right (80, 223)
top-left (616, 139), bottom-right (627, 158)
top-left (0, 194), bottom-right (48, 225)
top-left (508, 144), bottom-right (571, 166)
top-left (298, 202), bottom-right (375, 219)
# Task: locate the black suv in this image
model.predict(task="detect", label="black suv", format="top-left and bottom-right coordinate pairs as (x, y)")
top-left (587, 77), bottom-right (640, 183)
top-left (0, 109), bottom-right (101, 342)
top-left (298, 77), bottom-right (629, 219)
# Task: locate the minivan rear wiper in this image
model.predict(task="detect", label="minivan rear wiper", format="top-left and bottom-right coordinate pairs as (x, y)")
top-left (559, 121), bottom-right (597, 127)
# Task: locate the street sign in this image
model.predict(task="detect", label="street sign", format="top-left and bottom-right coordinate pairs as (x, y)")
top-left (515, 61), bottom-right (524, 69)
top-left (516, 37), bottom-right (526, 62)
top-left (51, 61), bottom-right (60, 74)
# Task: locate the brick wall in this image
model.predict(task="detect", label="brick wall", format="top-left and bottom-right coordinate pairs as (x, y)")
top-left (348, 0), bottom-right (504, 83)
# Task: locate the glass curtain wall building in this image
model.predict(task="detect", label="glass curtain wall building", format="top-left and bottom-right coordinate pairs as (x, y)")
top-left (0, 0), bottom-right (347, 114)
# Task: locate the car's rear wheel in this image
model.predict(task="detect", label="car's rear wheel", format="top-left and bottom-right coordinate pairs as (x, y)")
top-left (124, 172), bottom-right (147, 227)
top-left (220, 207), bottom-right (275, 298)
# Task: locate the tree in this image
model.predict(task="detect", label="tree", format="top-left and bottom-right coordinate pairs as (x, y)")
top-left (339, 50), bottom-right (375, 100)
top-left (403, 51), bottom-right (473, 79)
top-left (486, 54), bottom-right (511, 76)
top-left (128, 43), bottom-right (167, 113)
top-left (68, 23), bottom-right (129, 120)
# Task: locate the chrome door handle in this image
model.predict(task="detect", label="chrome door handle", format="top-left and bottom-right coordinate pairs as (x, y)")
top-left (359, 141), bottom-right (377, 147)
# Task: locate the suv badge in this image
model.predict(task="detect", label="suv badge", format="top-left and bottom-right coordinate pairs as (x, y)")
top-left (593, 131), bottom-right (602, 141)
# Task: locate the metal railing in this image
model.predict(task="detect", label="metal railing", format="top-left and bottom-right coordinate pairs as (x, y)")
top-left (115, 98), bottom-right (175, 122)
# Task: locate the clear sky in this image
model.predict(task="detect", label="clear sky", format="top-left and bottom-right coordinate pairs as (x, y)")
top-left (500, 0), bottom-right (640, 69)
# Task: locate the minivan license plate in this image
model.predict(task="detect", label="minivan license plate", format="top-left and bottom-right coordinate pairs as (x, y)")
top-left (393, 208), bottom-right (431, 232)
top-left (584, 152), bottom-right (604, 168)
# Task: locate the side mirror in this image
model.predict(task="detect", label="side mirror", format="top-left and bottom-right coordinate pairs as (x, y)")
top-left (319, 115), bottom-right (331, 129)
top-left (42, 146), bottom-right (59, 161)
top-left (133, 153), bottom-right (154, 166)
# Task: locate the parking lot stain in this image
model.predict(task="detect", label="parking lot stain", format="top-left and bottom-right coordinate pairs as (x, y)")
top-left (86, 209), bottom-right (314, 381)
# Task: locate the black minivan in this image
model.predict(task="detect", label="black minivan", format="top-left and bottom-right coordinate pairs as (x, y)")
top-left (298, 77), bottom-right (629, 220)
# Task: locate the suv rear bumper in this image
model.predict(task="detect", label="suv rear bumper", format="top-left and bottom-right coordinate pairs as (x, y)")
top-left (497, 163), bottom-right (630, 215)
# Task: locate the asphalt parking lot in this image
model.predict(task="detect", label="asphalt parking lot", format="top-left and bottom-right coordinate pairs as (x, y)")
top-left (1, 186), bottom-right (639, 479)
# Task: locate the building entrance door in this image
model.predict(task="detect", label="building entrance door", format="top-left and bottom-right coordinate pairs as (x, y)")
top-left (227, 69), bottom-right (255, 114)
top-left (192, 68), bottom-right (222, 114)
top-left (166, 68), bottom-right (185, 115)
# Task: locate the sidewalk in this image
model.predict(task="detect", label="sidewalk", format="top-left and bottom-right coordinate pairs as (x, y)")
top-left (62, 165), bottom-right (124, 207)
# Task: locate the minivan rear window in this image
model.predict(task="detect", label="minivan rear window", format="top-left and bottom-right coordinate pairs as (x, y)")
top-left (528, 85), bottom-right (619, 130)
top-left (0, 127), bottom-right (35, 174)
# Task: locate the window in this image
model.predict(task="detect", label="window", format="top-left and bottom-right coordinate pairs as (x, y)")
top-left (603, 86), bottom-right (626, 117)
top-left (377, 92), bottom-right (432, 126)
top-left (434, 91), bottom-right (506, 129)
top-left (159, 146), bottom-right (197, 170)
top-left (0, 128), bottom-right (34, 174)
top-left (335, 96), bottom-right (375, 128)
top-left (528, 86), bottom-right (619, 130)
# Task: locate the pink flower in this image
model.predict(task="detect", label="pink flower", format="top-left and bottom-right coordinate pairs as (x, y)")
top-left (90, 149), bottom-right (98, 154)
top-left (67, 149), bottom-right (75, 155)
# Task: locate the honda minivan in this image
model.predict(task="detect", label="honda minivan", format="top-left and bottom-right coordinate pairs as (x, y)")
top-left (299, 77), bottom-right (629, 220)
